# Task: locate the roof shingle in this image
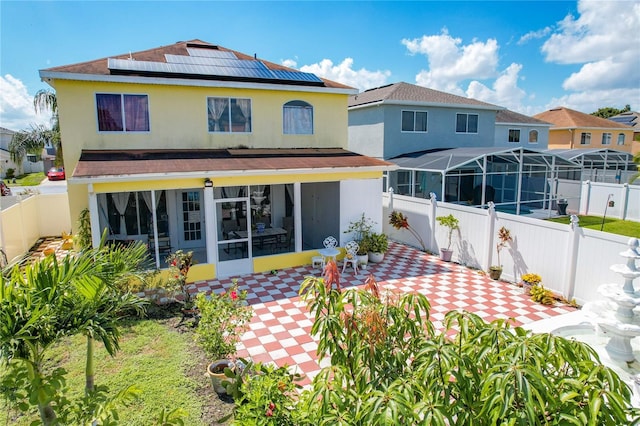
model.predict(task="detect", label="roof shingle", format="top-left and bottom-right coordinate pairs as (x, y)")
top-left (533, 107), bottom-right (634, 129)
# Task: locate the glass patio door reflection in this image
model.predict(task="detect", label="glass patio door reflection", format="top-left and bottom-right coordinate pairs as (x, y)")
top-left (216, 197), bottom-right (251, 277)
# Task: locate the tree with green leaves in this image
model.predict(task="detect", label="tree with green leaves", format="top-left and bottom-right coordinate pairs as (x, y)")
top-left (9, 89), bottom-right (62, 168)
top-left (288, 265), bottom-right (640, 425)
top-left (631, 152), bottom-right (640, 184)
top-left (591, 104), bottom-right (631, 119)
top-left (0, 238), bottom-right (152, 424)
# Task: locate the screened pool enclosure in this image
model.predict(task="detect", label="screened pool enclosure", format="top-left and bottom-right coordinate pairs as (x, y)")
top-left (386, 147), bottom-right (581, 215)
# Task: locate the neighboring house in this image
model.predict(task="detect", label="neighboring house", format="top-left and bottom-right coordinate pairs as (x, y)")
top-left (39, 39), bottom-right (394, 280)
top-left (533, 107), bottom-right (635, 153)
top-left (0, 127), bottom-right (50, 178)
top-left (347, 82), bottom-right (577, 215)
top-left (348, 82), bottom-right (504, 160)
top-left (609, 111), bottom-right (640, 155)
top-left (494, 109), bottom-right (551, 149)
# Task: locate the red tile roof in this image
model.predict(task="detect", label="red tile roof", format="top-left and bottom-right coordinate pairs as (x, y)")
top-left (72, 148), bottom-right (395, 179)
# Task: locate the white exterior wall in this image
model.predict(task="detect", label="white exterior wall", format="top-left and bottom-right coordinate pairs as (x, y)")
top-left (340, 178), bottom-right (384, 246)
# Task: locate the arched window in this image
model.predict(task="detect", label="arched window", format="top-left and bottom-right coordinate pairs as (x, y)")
top-left (529, 130), bottom-right (538, 143)
top-left (283, 100), bottom-right (313, 134)
top-left (617, 133), bottom-right (626, 145)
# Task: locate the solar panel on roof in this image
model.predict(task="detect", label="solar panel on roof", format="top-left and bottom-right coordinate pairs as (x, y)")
top-left (186, 48), bottom-right (237, 59)
top-left (165, 55), bottom-right (269, 70)
top-left (108, 58), bottom-right (324, 85)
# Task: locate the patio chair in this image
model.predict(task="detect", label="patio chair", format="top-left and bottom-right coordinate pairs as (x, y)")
top-left (342, 240), bottom-right (359, 275)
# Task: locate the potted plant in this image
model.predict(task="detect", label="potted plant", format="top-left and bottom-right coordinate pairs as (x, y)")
top-left (356, 237), bottom-right (370, 269)
top-left (196, 279), bottom-right (254, 394)
top-left (435, 214), bottom-right (459, 261)
top-left (389, 211), bottom-right (427, 251)
top-left (366, 232), bottom-right (388, 263)
top-left (521, 272), bottom-right (541, 295)
top-left (489, 226), bottom-right (512, 280)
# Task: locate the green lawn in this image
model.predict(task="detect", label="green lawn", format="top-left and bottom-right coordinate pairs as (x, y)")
top-left (6, 172), bottom-right (45, 186)
top-left (546, 215), bottom-right (640, 238)
top-left (0, 314), bottom-right (232, 425)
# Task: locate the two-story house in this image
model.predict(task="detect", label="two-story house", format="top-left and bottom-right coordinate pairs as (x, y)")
top-left (534, 107), bottom-right (634, 153)
top-left (39, 40), bottom-right (394, 279)
top-left (609, 111), bottom-right (640, 155)
top-left (348, 82), bottom-right (577, 214)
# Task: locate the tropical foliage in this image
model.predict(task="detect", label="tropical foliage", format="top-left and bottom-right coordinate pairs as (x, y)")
top-left (287, 265), bottom-right (640, 425)
top-left (388, 210), bottom-right (426, 251)
top-left (0, 239), bottom-right (151, 425)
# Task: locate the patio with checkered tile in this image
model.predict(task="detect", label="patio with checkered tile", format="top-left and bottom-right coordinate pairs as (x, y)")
top-left (189, 242), bottom-right (576, 386)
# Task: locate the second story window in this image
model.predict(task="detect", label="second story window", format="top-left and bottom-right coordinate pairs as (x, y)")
top-left (96, 94), bottom-right (149, 132)
top-left (508, 129), bottom-right (521, 143)
top-left (529, 130), bottom-right (538, 143)
top-left (602, 133), bottom-right (612, 145)
top-left (207, 97), bottom-right (252, 133)
top-left (617, 133), bottom-right (626, 145)
top-left (401, 110), bottom-right (427, 132)
top-left (456, 113), bottom-right (478, 134)
top-left (283, 100), bottom-right (313, 134)
top-left (580, 132), bottom-right (591, 145)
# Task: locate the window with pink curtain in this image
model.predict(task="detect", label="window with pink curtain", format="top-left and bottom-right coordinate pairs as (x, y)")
top-left (96, 93), bottom-right (149, 132)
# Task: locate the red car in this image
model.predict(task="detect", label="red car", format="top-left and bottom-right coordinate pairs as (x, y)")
top-left (0, 180), bottom-right (11, 196)
top-left (47, 167), bottom-right (66, 181)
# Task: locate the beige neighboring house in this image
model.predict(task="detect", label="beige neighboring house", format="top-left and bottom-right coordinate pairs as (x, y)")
top-left (534, 107), bottom-right (635, 153)
top-left (609, 111), bottom-right (640, 155)
top-left (0, 127), bottom-right (20, 178)
top-left (0, 126), bottom-right (51, 178)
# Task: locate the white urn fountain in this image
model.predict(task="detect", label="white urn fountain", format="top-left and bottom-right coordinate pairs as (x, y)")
top-left (582, 238), bottom-right (640, 363)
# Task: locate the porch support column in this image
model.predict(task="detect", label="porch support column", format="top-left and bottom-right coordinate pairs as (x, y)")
top-left (294, 182), bottom-right (302, 252)
top-left (150, 190), bottom-right (160, 268)
top-left (88, 184), bottom-right (101, 249)
top-left (204, 184), bottom-right (215, 264)
top-left (481, 155), bottom-right (487, 207)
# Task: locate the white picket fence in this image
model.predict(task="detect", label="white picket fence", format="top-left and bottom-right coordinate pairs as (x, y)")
top-left (383, 192), bottom-right (637, 306)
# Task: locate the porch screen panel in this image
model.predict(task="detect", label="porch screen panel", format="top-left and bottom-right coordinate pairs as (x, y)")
top-left (182, 191), bottom-right (202, 241)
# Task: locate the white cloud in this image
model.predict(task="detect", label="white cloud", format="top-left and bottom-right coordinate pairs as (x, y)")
top-left (466, 63), bottom-right (527, 111)
top-left (518, 27), bottom-right (552, 45)
top-left (402, 29), bottom-right (499, 94)
top-left (295, 58), bottom-right (391, 91)
top-left (0, 74), bottom-right (50, 131)
top-left (281, 59), bottom-right (297, 68)
top-left (544, 88), bottom-right (640, 114)
top-left (541, 0), bottom-right (640, 100)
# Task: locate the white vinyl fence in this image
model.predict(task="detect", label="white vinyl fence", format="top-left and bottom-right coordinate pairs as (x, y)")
top-left (383, 191), bottom-right (637, 306)
top-left (0, 193), bottom-right (72, 264)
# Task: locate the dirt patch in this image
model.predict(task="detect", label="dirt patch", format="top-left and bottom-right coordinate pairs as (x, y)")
top-left (146, 303), bottom-right (235, 425)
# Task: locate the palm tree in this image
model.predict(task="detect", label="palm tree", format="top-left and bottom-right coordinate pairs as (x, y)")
top-left (8, 89), bottom-right (62, 168)
top-left (75, 238), bottom-right (151, 393)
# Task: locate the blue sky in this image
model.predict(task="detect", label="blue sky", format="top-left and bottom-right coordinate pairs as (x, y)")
top-left (1, 0), bottom-right (639, 131)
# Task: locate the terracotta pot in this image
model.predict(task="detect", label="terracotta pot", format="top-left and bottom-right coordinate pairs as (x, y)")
top-left (206, 360), bottom-right (234, 394)
top-left (440, 248), bottom-right (453, 262)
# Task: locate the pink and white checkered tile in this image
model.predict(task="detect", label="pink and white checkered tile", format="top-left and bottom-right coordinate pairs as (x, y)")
top-left (188, 242), bottom-right (576, 387)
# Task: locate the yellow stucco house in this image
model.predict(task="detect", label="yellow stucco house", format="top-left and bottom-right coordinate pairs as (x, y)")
top-left (40, 40), bottom-right (395, 280)
top-left (534, 107), bottom-right (635, 153)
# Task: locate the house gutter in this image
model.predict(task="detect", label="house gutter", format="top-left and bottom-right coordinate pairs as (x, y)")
top-left (39, 71), bottom-right (358, 95)
top-left (70, 164), bottom-right (398, 184)
top-left (348, 100), bottom-right (504, 111)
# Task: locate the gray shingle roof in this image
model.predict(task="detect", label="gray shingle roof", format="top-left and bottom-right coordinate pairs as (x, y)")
top-left (348, 82), bottom-right (502, 109)
top-left (495, 109), bottom-right (551, 126)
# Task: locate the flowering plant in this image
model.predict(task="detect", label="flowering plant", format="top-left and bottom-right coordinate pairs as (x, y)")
top-left (521, 273), bottom-right (542, 285)
top-left (165, 250), bottom-right (194, 303)
top-left (195, 279), bottom-right (254, 360)
top-left (389, 211), bottom-right (427, 251)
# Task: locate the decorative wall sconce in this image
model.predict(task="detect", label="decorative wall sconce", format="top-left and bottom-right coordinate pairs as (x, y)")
top-left (204, 178), bottom-right (213, 187)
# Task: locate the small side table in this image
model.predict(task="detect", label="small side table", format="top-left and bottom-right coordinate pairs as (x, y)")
top-left (318, 247), bottom-right (340, 264)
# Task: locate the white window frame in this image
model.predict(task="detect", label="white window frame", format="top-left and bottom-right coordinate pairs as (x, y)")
top-left (207, 97), bottom-right (252, 133)
top-left (95, 93), bottom-right (150, 133)
top-left (580, 132), bottom-right (591, 145)
top-left (601, 132), bottom-right (612, 145)
top-left (617, 133), bottom-right (625, 145)
top-left (529, 130), bottom-right (538, 143)
top-left (508, 129), bottom-right (521, 143)
top-left (455, 113), bottom-right (479, 134)
top-left (401, 110), bottom-right (428, 133)
top-left (283, 100), bottom-right (313, 135)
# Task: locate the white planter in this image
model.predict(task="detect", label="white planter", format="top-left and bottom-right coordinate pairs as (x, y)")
top-left (357, 254), bottom-right (369, 269)
top-left (368, 252), bottom-right (385, 263)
